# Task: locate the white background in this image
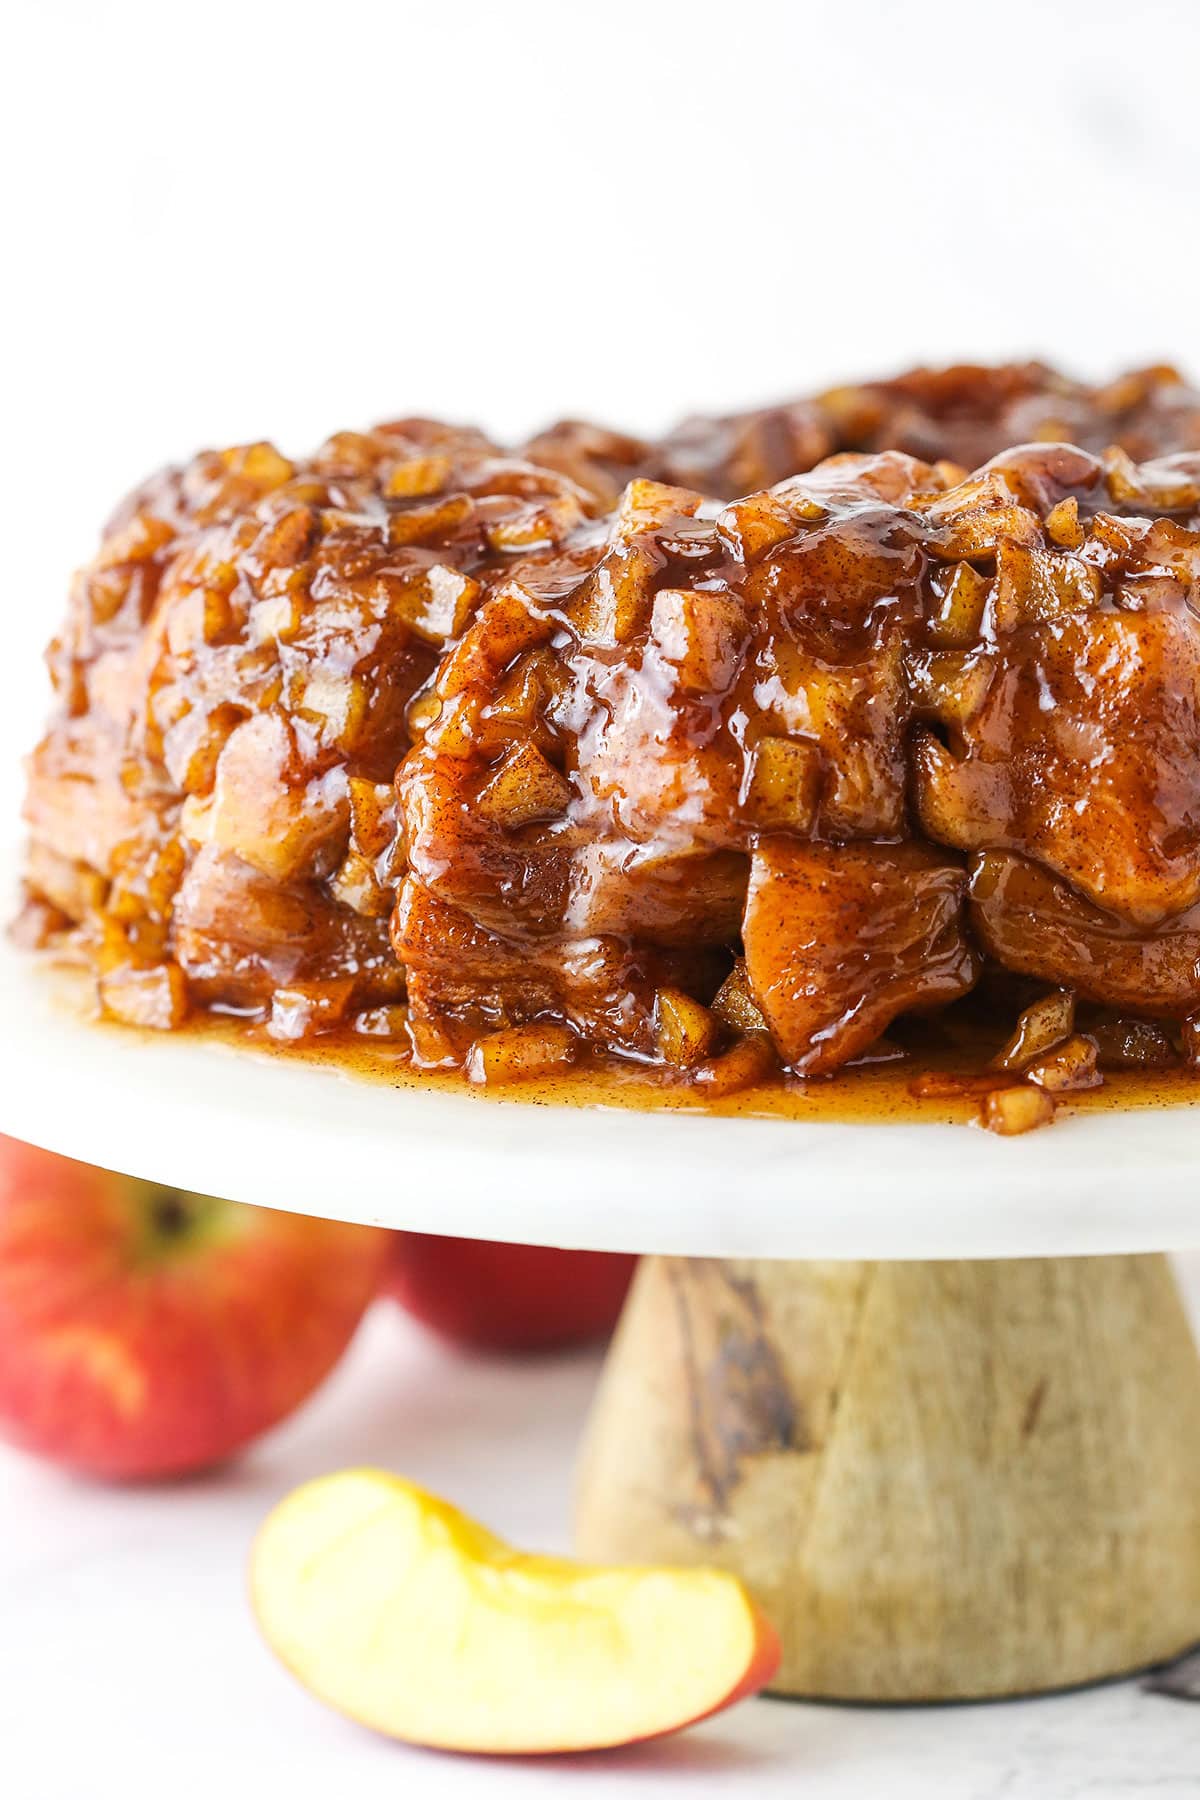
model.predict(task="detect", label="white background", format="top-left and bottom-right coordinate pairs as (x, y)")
top-left (6, 1), bottom-right (1200, 1792)
top-left (6, 0), bottom-right (1200, 808)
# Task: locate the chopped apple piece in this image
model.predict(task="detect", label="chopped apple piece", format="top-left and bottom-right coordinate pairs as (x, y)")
top-left (930, 503), bottom-right (1042, 559)
top-left (655, 988), bottom-right (719, 1068)
top-left (294, 668), bottom-right (368, 752)
top-left (250, 591), bottom-right (304, 646)
top-left (94, 511), bottom-right (176, 571)
top-left (614, 477), bottom-right (702, 543)
top-left (1045, 496), bottom-right (1084, 549)
top-left (465, 1022), bottom-right (576, 1085)
top-left (695, 1032), bottom-right (777, 1096)
top-left (650, 589), bottom-right (747, 694)
top-left (98, 963), bottom-right (190, 1031)
top-left (716, 493), bottom-right (795, 563)
top-left (384, 454), bottom-right (451, 499)
top-left (222, 441), bottom-right (295, 493)
top-left (993, 990), bottom-right (1075, 1071)
top-left (329, 851), bottom-right (392, 919)
top-left (346, 778), bottom-right (396, 858)
top-left (567, 545), bottom-right (659, 646)
top-left (485, 494), bottom-right (583, 550)
top-left (992, 540), bottom-right (1101, 629)
top-left (980, 1084), bottom-right (1056, 1135)
top-left (487, 649), bottom-right (560, 728)
top-left (712, 959), bottom-right (768, 1035)
top-left (391, 565), bottom-right (481, 646)
top-left (436, 585), bottom-right (552, 701)
top-left (1024, 1033), bottom-right (1102, 1093)
top-left (385, 493), bottom-right (473, 548)
top-left (907, 650), bottom-right (993, 729)
top-left (1103, 445), bottom-right (1200, 511)
top-left (250, 503), bottom-right (316, 573)
top-left (250, 1469), bottom-right (780, 1754)
top-left (743, 736), bottom-right (821, 833)
top-left (268, 979), bottom-right (356, 1042)
top-left (781, 486), bottom-right (827, 522)
top-left (927, 561), bottom-right (989, 646)
top-left (477, 742), bottom-right (572, 828)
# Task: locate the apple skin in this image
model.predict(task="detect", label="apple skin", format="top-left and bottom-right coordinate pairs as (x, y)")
top-left (384, 1232), bottom-right (636, 1353)
top-left (252, 1468), bottom-right (782, 1754)
top-left (0, 1135), bottom-right (389, 1480)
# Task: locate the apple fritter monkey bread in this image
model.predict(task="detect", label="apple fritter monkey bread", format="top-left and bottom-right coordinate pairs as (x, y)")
top-left (21, 363), bottom-right (1200, 1130)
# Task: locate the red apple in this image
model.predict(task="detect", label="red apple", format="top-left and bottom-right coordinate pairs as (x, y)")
top-left (384, 1232), bottom-right (636, 1352)
top-left (0, 1135), bottom-right (388, 1480)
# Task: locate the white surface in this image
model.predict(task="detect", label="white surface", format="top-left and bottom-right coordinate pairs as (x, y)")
top-left (4, 1270), bottom-right (1200, 1800)
top-left (5, 840), bottom-right (1200, 1261)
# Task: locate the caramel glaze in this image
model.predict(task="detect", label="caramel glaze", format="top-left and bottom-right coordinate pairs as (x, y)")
top-left (20, 361), bottom-right (1200, 1133)
top-left (159, 999), bottom-right (1200, 1131)
top-left (35, 920), bottom-right (1200, 1135)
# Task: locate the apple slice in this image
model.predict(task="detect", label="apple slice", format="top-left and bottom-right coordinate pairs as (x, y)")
top-left (251, 1469), bottom-right (780, 1754)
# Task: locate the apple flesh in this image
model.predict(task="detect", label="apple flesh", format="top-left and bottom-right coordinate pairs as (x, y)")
top-left (251, 1468), bottom-right (780, 1754)
top-left (385, 1232), bottom-right (636, 1352)
top-left (0, 1135), bottom-right (388, 1480)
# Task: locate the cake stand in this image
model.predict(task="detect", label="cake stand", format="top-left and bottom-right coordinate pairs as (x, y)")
top-left (4, 848), bottom-right (1200, 1704)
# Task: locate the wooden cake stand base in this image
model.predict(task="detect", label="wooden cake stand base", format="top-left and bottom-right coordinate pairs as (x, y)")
top-left (576, 1253), bottom-right (1200, 1701)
